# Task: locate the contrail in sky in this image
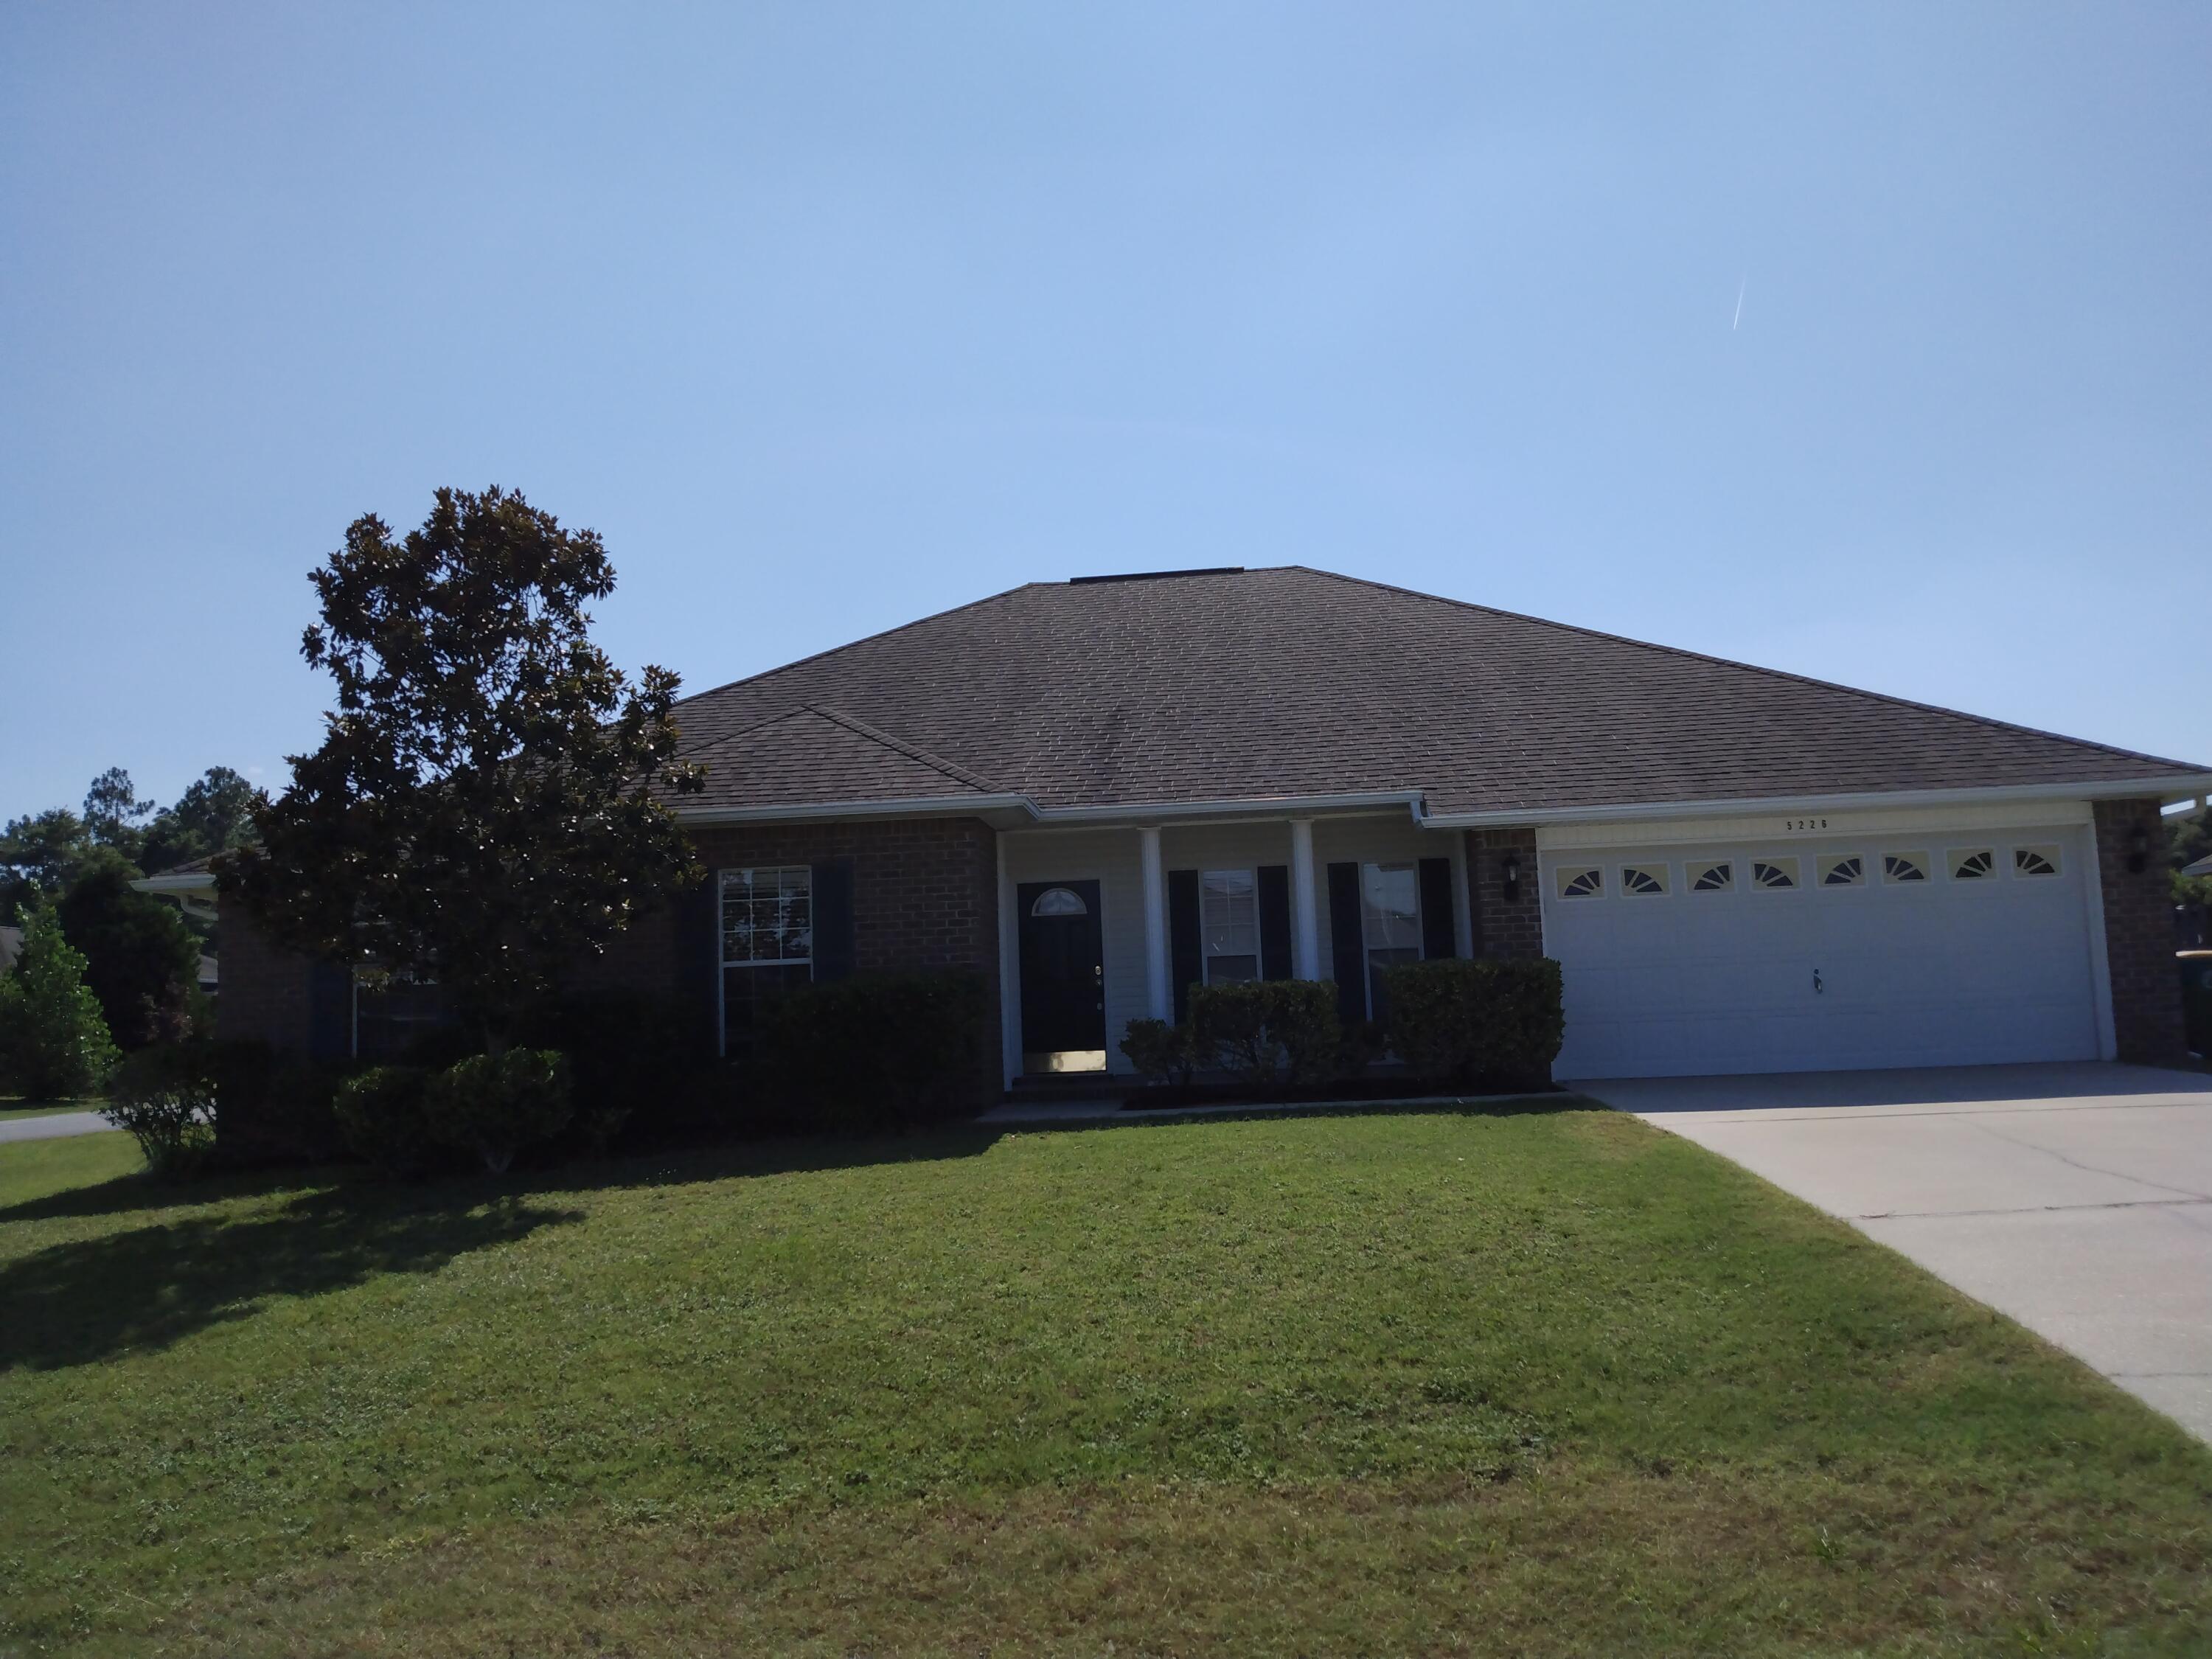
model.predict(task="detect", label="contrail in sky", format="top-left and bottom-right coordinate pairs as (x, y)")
top-left (1733, 274), bottom-right (1746, 330)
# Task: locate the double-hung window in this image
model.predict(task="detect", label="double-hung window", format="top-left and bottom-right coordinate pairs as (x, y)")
top-left (1359, 861), bottom-right (1422, 1020)
top-left (352, 970), bottom-right (451, 1061)
top-left (720, 866), bottom-right (812, 1054)
top-left (1200, 869), bottom-right (1259, 983)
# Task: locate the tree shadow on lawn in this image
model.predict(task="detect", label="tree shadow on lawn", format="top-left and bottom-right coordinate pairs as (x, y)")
top-left (0, 1185), bottom-right (583, 1372)
top-left (0, 1098), bottom-right (1593, 1372)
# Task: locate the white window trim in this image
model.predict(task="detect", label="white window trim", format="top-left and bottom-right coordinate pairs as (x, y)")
top-left (1815, 852), bottom-right (1871, 890)
top-left (1685, 858), bottom-right (1736, 894)
top-left (1356, 860), bottom-right (1426, 1020)
top-left (349, 967), bottom-right (445, 1060)
top-left (1942, 846), bottom-right (2002, 885)
top-left (1555, 864), bottom-right (1605, 900)
top-left (1879, 850), bottom-right (1933, 885)
top-left (717, 865), bottom-right (815, 1057)
top-left (1199, 866), bottom-right (1262, 986)
top-left (1747, 855), bottom-right (1803, 893)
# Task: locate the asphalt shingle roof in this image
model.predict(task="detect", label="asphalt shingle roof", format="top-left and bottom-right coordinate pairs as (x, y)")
top-left (671, 567), bottom-right (2203, 818)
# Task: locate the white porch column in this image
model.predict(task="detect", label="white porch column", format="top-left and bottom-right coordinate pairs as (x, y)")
top-left (1289, 817), bottom-right (1321, 980)
top-left (1139, 824), bottom-right (1171, 1020)
top-left (996, 832), bottom-right (1020, 1087)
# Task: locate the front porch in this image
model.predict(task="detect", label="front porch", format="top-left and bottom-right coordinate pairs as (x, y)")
top-left (994, 806), bottom-right (1492, 1086)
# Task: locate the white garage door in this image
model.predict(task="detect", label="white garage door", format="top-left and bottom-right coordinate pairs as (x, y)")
top-left (1543, 824), bottom-right (2104, 1079)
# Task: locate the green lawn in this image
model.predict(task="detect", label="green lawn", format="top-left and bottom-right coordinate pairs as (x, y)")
top-left (3, 1106), bottom-right (2208, 1656)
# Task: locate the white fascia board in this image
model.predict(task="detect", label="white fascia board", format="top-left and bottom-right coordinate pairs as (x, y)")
top-left (131, 872), bottom-right (217, 894)
top-left (1032, 790), bottom-right (1429, 827)
top-left (1424, 774), bottom-right (2212, 830)
top-left (678, 789), bottom-right (1435, 830)
top-left (678, 793), bottom-right (1037, 826)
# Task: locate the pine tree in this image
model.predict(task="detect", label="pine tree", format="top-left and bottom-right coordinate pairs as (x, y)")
top-left (0, 905), bottom-right (121, 1100)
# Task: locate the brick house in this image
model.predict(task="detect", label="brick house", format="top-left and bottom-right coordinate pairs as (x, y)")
top-left (217, 566), bottom-right (2208, 1083)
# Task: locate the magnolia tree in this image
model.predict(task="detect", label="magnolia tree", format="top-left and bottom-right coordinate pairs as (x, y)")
top-left (224, 487), bottom-right (706, 1047)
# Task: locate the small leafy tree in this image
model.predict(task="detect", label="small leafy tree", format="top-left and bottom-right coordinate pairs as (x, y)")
top-left (0, 905), bottom-right (120, 1100)
top-left (56, 860), bottom-right (203, 1048)
top-left (102, 1042), bottom-right (219, 1178)
top-left (223, 486), bottom-right (706, 1048)
top-left (428, 1049), bottom-right (574, 1174)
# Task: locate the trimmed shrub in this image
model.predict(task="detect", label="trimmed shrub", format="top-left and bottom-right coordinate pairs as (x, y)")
top-left (212, 1046), bottom-right (357, 1167)
top-left (1378, 958), bottom-right (1565, 1089)
top-left (512, 993), bottom-right (695, 1151)
top-left (427, 1049), bottom-right (574, 1175)
top-left (1189, 979), bottom-right (1342, 1087)
top-left (0, 905), bottom-right (119, 1100)
top-left (1119, 1018), bottom-right (1200, 1088)
top-left (333, 1065), bottom-right (438, 1179)
top-left (1335, 1017), bottom-right (1388, 1080)
top-left (757, 970), bottom-right (990, 1135)
top-left (102, 1041), bottom-right (219, 1178)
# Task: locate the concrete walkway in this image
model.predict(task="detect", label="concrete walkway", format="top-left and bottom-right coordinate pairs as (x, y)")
top-left (1579, 1062), bottom-right (2212, 1441)
top-left (0, 1110), bottom-right (114, 1144)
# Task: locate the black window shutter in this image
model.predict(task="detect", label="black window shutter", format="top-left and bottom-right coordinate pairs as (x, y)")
top-left (1168, 868), bottom-right (1202, 1023)
top-left (810, 859), bottom-right (856, 983)
top-left (1419, 858), bottom-right (1457, 960)
top-left (307, 959), bottom-right (352, 1060)
top-left (678, 872), bottom-right (722, 1057)
top-left (1326, 860), bottom-right (1366, 1026)
top-left (1257, 865), bottom-right (1293, 980)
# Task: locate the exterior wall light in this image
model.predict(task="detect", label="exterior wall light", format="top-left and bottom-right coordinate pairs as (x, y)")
top-left (2127, 822), bottom-right (2150, 874)
top-left (1502, 850), bottom-right (1521, 901)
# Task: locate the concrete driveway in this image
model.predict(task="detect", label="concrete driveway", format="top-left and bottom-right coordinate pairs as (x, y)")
top-left (1576, 1062), bottom-right (2212, 1441)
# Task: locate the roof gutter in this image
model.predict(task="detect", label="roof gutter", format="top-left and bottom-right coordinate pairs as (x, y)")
top-left (678, 793), bottom-right (1038, 827)
top-left (675, 774), bottom-right (2212, 834)
top-left (1422, 773), bottom-right (2212, 830)
top-left (676, 788), bottom-right (1434, 829)
top-left (1031, 790), bottom-right (1429, 827)
top-left (131, 871), bottom-right (217, 894)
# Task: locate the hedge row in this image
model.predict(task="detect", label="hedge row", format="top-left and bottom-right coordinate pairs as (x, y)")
top-left (1121, 958), bottom-right (1563, 1093)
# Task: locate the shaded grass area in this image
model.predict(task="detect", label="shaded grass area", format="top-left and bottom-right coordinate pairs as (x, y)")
top-left (3, 1105), bottom-right (2209, 1655)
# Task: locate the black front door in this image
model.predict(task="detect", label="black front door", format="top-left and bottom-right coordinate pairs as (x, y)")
top-left (1018, 879), bottom-right (1105, 1068)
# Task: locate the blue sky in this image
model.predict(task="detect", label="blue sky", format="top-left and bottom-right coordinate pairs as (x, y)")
top-left (3, 2), bottom-right (2207, 825)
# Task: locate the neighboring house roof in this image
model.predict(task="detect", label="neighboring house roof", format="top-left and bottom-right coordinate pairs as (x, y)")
top-left (132, 856), bottom-right (217, 896)
top-left (0, 925), bottom-right (19, 975)
top-left (2184, 855), bottom-right (2212, 880)
top-left (671, 567), bottom-right (2209, 820)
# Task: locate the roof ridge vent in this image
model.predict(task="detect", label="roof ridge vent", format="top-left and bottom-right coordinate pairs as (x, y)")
top-left (1068, 566), bottom-right (1245, 585)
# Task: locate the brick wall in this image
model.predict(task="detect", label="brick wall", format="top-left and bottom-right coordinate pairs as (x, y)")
top-left (220, 814), bottom-right (1004, 1062)
top-left (2093, 798), bottom-right (2187, 1064)
top-left (215, 898), bottom-right (317, 1054)
top-left (568, 815), bottom-right (1004, 1091)
top-left (1464, 827), bottom-right (1544, 960)
top-left (692, 817), bottom-right (1001, 980)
